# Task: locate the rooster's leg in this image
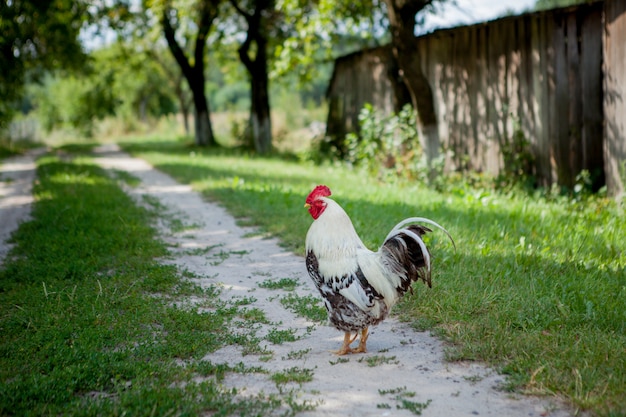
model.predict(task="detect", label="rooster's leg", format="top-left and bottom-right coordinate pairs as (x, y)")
top-left (352, 327), bottom-right (369, 354)
top-left (334, 332), bottom-right (357, 355)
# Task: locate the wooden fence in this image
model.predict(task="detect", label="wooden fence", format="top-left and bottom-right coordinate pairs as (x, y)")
top-left (326, 0), bottom-right (626, 196)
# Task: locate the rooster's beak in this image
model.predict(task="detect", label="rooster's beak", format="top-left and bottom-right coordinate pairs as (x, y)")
top-left (304, 203), bottom-right (311, 209)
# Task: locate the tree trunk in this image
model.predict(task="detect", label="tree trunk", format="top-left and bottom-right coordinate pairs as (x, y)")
top-left (174, 75), bottom-right (192, 136)
top-left (231, 0), bottom-right (273, 154)
top-left (172, 68), bottom-right (193, 137)
top-left (384, 0), bottom-right (439, 162)
top-left (180, 98), bottom-right (191, 136)
top-left (161, 5), bottom-right (217, 147)
top-left (192, 91), bottom-right (213, 147)
top-left (243, 40), bottom-right (272, 154)
top-left (250, 81), bottom-right (272, 154)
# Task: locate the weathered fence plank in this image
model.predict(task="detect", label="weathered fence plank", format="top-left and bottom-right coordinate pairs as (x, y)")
top-left (580, 7), bottom-right (605, 187)
top-left (604, 0), bottom-right (626, 197)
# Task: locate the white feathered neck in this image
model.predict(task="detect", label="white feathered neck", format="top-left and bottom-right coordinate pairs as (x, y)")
top-left (305, 197), bottom-right (367, 258)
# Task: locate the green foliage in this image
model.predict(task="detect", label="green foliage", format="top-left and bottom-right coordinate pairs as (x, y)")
top-left (29, 42), bottom-right (180, 136)
top-left (336, 103), bottom-right (441, 184)
top-left (280, 294), bottom-right (328, 323)
top-left (93, 44), bottom-right (178, 123)
top-left (0, 130), bottom-right (42, 159)
top-left (266, 328), bottom-right (299, 344)
top-left (121, 135), bottom-right (626, 416)
top-left (211, 81), bottom-right (251, 111)
top-left (358, 354), bottom-right (399, 367)
top-left (496, 118), bottom-right (536, 191)
top-left (378, 386), bottom-right (431, 415)
top-left (30, 72), bottom-right (117, 137)
top-left (0, 0), bottom-right (91, 130)
top-left (258, 277), bottom-right (300, 291)
top-left (270, 367), bottom-right (314, 386)
top-left (273, 0), bottom-right (389, 81)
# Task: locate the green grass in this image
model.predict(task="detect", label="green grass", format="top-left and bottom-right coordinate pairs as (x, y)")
top-left (270, 367), bottom-right (315, 386)
top-left (266, 328), bottom-right (300, 345)
top-left (0, 137), bottom-right (44, 160)
top-left (258, 277), bottom-right (300, 291)
top-left (378, 387), bottom-right (431, 415)
top-left (279, 293), bottom-right (328, 323)
top-left (359, 355), bottom-right (400, 367)
top-left (0, 146), bottom-right (309, 416)
top-left (119, 135), bottom-right (626, 416)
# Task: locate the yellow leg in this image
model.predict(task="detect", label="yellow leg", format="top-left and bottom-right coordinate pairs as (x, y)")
top-left (352, 327), bottom-right (369, 354)
top-left (333, 331), bottom-right (358, 355)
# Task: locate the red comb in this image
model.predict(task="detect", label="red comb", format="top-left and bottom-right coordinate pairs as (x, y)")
top-left (306, 185), bottom-right (331, 204)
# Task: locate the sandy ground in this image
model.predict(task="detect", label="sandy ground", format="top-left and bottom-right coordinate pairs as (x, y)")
top-left (0, 148), bottom-right (46, 265)
top-left (0, 144), bottom-right (575, 416)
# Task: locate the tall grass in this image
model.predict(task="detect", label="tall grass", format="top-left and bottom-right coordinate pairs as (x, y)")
top-left (120, 135), bottom-right (626, 416)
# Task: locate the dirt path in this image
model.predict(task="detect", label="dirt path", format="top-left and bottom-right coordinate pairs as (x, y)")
top-left (1, 145), bottom-right (573, 416)
top-left (0, 148), bottom-right (46, 265)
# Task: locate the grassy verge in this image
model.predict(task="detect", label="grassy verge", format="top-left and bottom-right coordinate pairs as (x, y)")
top-left (0, 146), bottom-right (306, 416)
top-left (0, 138), bottom-right (44, 160)
top-left (120, 135), bottom-right (626, 416)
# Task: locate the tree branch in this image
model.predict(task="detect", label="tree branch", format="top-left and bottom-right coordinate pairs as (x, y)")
top-left (161, 8), bottom-right (193, 81)
top-left (228, 0), bottom-right (251, 21)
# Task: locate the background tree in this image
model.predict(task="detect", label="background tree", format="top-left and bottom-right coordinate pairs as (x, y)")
top-left (150, 50), bottom-right (194, 136)
top-left (28, 41), bottom-right (177, 136)
top-left (229, 0), bottom-right (275, 154)
top-left (94, 43), bottom-right (178, 126)
top-left (274, 0), bottom-right (388, 80)
top-left (29, 71), bottom-right (117, 137)
top-left (157, 0), bottom-right (221, 146)
top-left (383, 0), bottom-right (442, 163)
top-left (0, 0), bottom-right (92, 131)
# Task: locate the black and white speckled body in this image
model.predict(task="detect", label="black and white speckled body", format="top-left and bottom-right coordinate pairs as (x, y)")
top-left (306, 250), bottom-right (388, 332)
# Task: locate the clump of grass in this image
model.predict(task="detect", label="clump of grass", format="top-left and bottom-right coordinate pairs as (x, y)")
top-left (193, 360), bottom-right (268, 382)
top-left (238, 307), bottom-right (269, 323)
top-left (270, 367), bottom-right (314, 386)
top-left (258, 277), bottom-right (300, 291)
top-left (279, 293), bottom-right (327, 323)
top-left (284, 348), bottom-right (311, 360)
top-left (398, 398), bottom-right (432, 415)
top-left (359, 355), bottom-right (399, 367)
top-left (379, 387), bottom-right (431, 416)
top-left (110, 168), bottom-right (141, 187)
top-left (329, 357), bottom-right (350, 365)
top-left (266, 328), bottom-right (299, 345)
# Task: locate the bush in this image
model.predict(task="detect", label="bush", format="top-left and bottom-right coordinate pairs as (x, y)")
top-left (341, 103), bottom-right (439, 184)
top-left (496, 117), bottom-right (536, 191)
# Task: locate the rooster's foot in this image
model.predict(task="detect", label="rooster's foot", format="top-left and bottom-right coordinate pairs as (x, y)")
top-left (333, 329), bottom-right (369, 355)
top-left (333, 346), bottom-right (354, 355)
top-left (333, 331), bottom-right (359, 355)
top-left (351, 328), bottom-right (369, 353)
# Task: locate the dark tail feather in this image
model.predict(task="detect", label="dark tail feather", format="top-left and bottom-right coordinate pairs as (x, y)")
top-left (382, 225), bottom-right (432, 293)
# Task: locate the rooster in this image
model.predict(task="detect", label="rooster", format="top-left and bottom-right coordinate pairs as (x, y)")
top-left (304, 185), bottom-right (454, 355)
